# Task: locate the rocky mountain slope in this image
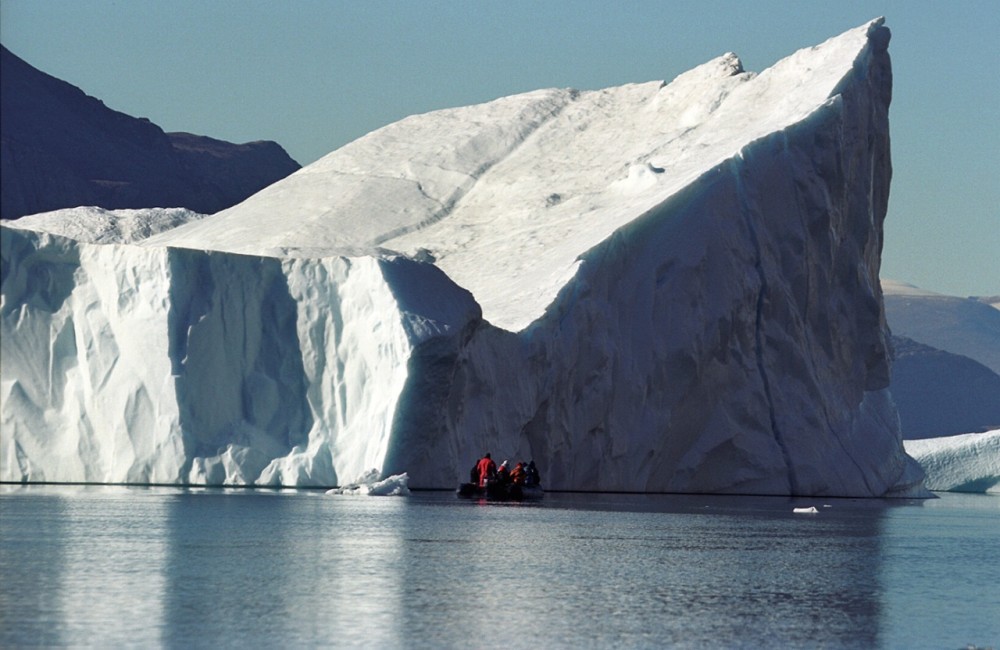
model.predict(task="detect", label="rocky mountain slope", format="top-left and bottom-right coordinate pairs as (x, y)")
top-left (1, 45), bottom-right (300, 219)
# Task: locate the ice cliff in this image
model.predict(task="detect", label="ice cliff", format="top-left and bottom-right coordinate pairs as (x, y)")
top-left (0, 19), bottom-right (927, 496)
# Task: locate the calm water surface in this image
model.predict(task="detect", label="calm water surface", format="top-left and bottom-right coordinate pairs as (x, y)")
top-left (1, 486), bottom-right (997, 649)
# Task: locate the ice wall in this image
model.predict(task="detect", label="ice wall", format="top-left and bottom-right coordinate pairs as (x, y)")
top-left (1, 19), bottom-right (925, 495)
top-left (1, 227), bottom-right (478, 485)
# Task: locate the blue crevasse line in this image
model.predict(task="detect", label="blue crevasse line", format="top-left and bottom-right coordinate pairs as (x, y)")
top-left (730, 150), bottom-right (800, 495)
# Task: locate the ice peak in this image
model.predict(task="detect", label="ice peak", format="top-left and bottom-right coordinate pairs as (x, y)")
top-left (665, 51), bottom-right (745, 89)
top-left (145, 20), bottom-right (883, 333)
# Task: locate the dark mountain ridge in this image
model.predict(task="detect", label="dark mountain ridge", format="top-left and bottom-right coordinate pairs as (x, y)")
top-left (1, 44), bottom-right (300, 219)
top-left (890, 336), bottom-right (1000, 439)
top-left (884, 291), bottom-right (1000, 375)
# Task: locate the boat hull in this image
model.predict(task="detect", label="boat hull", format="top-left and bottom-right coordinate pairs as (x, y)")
top-left (456, 482), bottom-right (544, 501)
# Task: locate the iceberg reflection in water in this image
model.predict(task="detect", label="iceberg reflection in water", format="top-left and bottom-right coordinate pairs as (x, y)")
top-left (0, 487), bottom-right (996, 648)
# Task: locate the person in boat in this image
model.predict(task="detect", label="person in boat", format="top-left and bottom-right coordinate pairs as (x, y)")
top-left (526, 460), bottom-right (540, 487)
top-left (496, 460), bottom-right (511, 485)
top-left (475, 453), bottom-right (497, 487)
top-left (510, 461), bottom-right (526, 486)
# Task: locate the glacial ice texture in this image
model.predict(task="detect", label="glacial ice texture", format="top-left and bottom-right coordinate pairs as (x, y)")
top-left (904, 431), bottom-right (1000, 494)
top-left (1, 19), bottom-right (925, 496)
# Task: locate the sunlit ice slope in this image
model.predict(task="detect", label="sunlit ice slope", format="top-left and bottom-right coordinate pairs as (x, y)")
top-left (2, 19), bottom-right (925, 495)
top-left (148, 19), bottom-right (887, 334)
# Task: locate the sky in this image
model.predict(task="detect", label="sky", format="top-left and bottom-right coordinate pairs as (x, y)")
top-left (1, 0), bottom-right (997, 297)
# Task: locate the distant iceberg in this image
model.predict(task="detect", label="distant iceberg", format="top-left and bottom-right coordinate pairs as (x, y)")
top-left (903, 431), bottom-right (999, 494)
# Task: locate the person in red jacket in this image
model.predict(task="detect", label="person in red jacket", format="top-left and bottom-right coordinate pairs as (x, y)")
top-left (510, 461), bottom-right (526, 486)
top-left (475, 453), bottom-right (497, 487)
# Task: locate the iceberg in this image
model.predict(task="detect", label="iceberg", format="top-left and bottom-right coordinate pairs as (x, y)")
top-left (0, 19), bottom-right (926, 496)
top-left (904, 431), bottom-right (1000, 494)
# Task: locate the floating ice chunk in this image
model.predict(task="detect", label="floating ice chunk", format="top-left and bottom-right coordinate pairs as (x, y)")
top-left (326, 469), bottom-right (411, 496)
top-left (793, 507), bottom-right (819, 514)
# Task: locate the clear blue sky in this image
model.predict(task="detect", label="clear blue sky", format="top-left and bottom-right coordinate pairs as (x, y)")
top-left (2, 0), bottom-right (997, 297)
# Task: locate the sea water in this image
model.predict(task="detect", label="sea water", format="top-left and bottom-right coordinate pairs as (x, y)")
top-left (1, 486), bottom-right (997, 649)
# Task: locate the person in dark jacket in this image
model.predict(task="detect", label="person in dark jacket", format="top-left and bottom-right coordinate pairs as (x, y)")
top-left (496, 460), bottom-right (510, 485)
top-left (526, 460), bottom-right (541, 487)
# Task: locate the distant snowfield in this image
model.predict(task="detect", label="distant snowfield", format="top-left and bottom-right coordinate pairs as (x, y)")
top-left (2, 19), bottom-right (928, 496)
top-left (6, 206), bottom-right (205, 244)
top-left (880, 279), bottom-right (946, 299)
top-left (882, 279), bottom-right (999, 310)
top-left (904, 430), bottom-right (999, 494)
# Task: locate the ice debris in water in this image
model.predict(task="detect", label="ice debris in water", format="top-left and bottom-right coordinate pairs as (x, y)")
top-left (326, 469), bottom-right (411, 496)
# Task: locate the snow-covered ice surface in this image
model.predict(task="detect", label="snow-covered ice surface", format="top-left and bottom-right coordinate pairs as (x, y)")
top-left (4, 207), bottom-right (205, 244)
top-left (904, 430), bottom-right (999, 494)
top-left (1, 19), bottom-right (927, 496)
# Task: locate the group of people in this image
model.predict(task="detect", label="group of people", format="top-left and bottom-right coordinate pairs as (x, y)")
top-left (472, 453), bottom-right (541, 488)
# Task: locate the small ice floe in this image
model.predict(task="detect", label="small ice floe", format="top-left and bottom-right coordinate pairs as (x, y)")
top-left (326, 469), bottom-right (411, 496)
top-left (793, 506), bottom-right (819, 514)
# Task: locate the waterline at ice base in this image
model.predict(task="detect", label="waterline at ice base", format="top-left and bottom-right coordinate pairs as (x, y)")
top-left (1, 19), bottom-right (929, 497)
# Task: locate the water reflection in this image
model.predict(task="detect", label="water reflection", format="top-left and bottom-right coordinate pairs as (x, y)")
top-left (7, 487), bottom-right (993, 648)
top-left (878, 493), bottom-right (1000, 647)
top-left (163, 490), bottom-right (413, 647)
top-left (163, 489), bottom-right (298, 647)
top-left (394, 494), bottom-right (889, 647)
top-left (320, 497), bottom-right (408, 646)
top-left (0, 487), bottom-right (67, 646)
top-left (59, 489), bottom-right (169, 645)
top-left (0, 486), bottom-right (169, 647)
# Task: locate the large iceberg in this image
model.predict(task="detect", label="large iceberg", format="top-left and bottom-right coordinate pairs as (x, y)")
top-left (0, 19), bottom-right (926, 496)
